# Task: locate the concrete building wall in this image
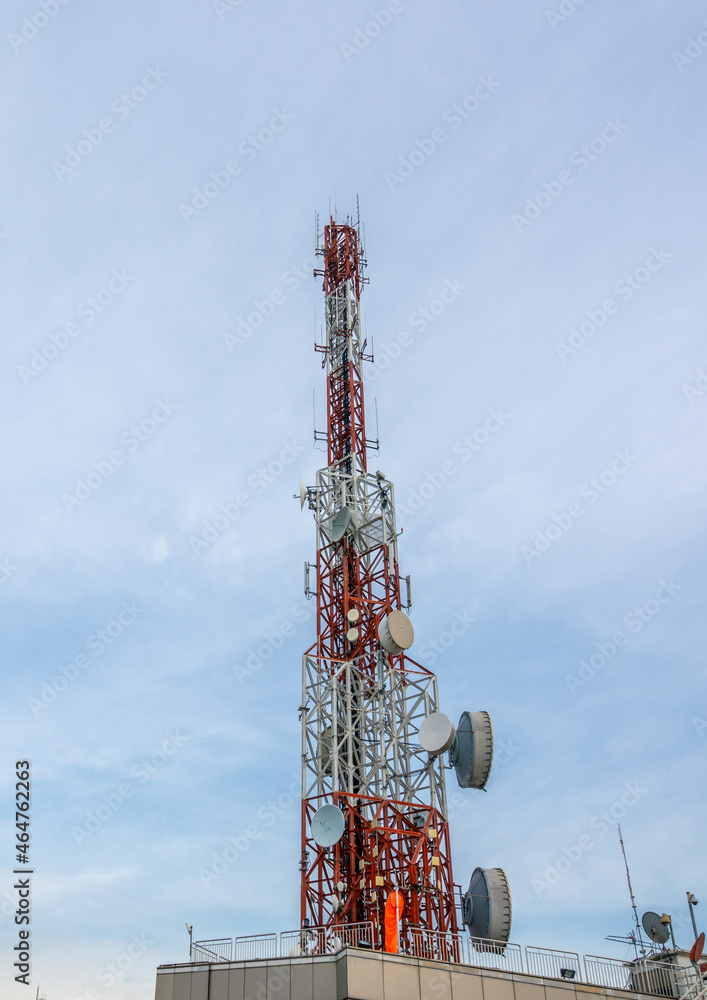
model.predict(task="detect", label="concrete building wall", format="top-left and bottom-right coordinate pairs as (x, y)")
top-left (154, 949), bottom-right (643, 1000)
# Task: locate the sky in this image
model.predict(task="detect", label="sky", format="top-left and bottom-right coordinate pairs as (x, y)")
top-left (1, 1), bottom-right (706, 998)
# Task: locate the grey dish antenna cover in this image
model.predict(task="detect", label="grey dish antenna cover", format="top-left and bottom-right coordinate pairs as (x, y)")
top-left (463, 867), bottom-right (512, 943)
top-left (331, 506), bottom-right (352, 542)
top-left (311, 804), bottom-right (345, 848)
top-left (451, 711), bottom-right (494, 790)
top-left (642, 911), bottom-right (670, 945)
top-left (419, 712), bottom-right (456, 756)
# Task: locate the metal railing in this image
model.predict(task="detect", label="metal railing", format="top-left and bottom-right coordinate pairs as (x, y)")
top-left (406, 925), bottom-right (465, 964)
top-left (468, 936), bottom-right (524, 973)
top-left (525, 945), bottom-right (582, 981)
top-left (233, 932), bottom-right (278, 961)
top-left (329, 921), bottom-right (376, 951)
top-left (584, 953), bottom-right (704, 997)
top-left (681, 980), bottom-right (707, 1000)
top-left (192, 926), bottom-right (707, 1000)
top-left (280, 921), bottom-right (375, 957)
top-left (626, 958), bottom-right (701, 998)
top-left (584, 953), bottom-right (632, 989)
top-left (192, 938), bottom-right (233, 963)
top-left (281, 926), bottom-right (328, 957)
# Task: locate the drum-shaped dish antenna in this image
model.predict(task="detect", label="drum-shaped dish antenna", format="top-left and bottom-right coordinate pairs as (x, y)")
top-left (463, 867), bottom-right (512, 944)
top-left (451, 711), bottom-right (494, 790)
top-left (378, 610), bottom-right (414, 655)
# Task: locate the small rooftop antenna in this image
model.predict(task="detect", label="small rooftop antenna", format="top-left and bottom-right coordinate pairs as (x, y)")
top-left (618, 825), bottom-right (647, 956)
top-left (606, 932), bottom-right (640, 952)
top-left (185, 922), bottom-right (193, 961)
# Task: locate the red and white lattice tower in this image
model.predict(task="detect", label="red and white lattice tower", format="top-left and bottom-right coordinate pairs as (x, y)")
top-left (298, 209), bottom-right (463, 957)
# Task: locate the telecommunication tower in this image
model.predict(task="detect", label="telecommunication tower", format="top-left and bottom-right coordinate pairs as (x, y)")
top-left (297, 207), bottom-right (511, 958)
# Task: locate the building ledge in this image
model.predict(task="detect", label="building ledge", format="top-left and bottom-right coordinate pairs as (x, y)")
top-left (154, 946), bottom-right (652, 1000)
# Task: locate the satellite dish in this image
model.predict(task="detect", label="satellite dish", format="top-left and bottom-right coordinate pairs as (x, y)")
top-left (642, 911), bottom-right (670, 945)
top-left (311, 804), bottom-right (345, 848)
top-left (331, 507), bottom-right (352, 542)
top-left (378, 610), bottom-right (414, 656)
top-left (451, 711), bottom-right (494, 790)
top-left (299, 479), bottom-right (306, 510)
top-left (419, 713), bottom-right (456, 755)
top-left (463, 868), bottom-right (512, 943)
top-left (690, 932), bottom-right (705, 963)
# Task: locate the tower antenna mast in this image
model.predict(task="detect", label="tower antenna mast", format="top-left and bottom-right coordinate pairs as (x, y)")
top-left (297, 204), bottom-right (511, 957)
top-left (618, 825), bottom-right (646, 956)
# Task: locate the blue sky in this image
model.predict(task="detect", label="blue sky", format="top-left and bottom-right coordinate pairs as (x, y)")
top-left (1, 1), bottom-right (706, 997)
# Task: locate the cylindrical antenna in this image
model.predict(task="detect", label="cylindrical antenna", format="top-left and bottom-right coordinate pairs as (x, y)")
top-left (618, 825), bottom-right (646, 956)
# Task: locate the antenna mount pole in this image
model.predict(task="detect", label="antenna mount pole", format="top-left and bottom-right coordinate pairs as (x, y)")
top-left (618, 825), bottom-right (646, 956)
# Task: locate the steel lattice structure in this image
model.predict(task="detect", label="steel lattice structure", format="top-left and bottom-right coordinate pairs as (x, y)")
top-left (299, 210), bottom-right (460, 953)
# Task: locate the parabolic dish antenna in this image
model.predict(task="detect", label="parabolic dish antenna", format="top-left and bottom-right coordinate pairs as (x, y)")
top-left (642, 911), bottom-right (670, 945)
top-left (299, 479), bottom-right (306, 510)
top-left (378, 609), bottom-right (414, 656)
top-left (311, 804), bottom-right (345, 848)
top-left (419, 712), bottom-right (456, 755)
top-left (451, 711), bottom-right (494, 790)
top-left (331, 506), bottom-right (352, 542)
top-left (463, 867), bottom-right (512, 944)
top-left (691, 932), bottom-right (705, 964)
